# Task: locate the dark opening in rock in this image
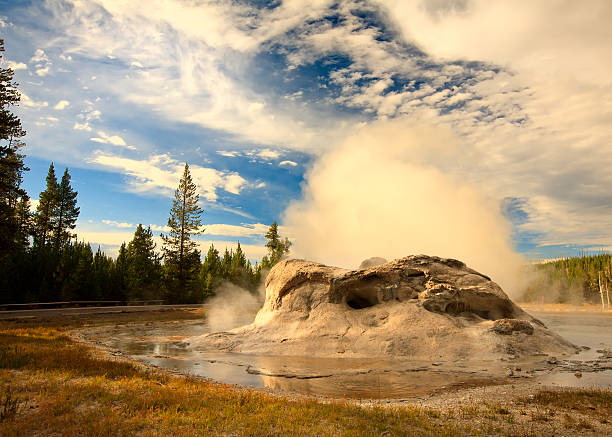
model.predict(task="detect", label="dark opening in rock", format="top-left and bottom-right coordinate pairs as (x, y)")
top-left (444, 301), bottom-right (491, 320)
top-left (345, 288), bottom-right (379, 309)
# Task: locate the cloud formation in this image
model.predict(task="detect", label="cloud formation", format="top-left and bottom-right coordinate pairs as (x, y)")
top-left (203, 223), bottom-right (269, 238)
top-left (53, 100), bottom-right (70, 110)
top-left (90, 152), bottom-right (247, 202)
top-left (90, 131), bottom-right (134, 149)
top-left (279, 160), bottom-right (297, 167)
top-left (4, 0), bottom-right (611, 258)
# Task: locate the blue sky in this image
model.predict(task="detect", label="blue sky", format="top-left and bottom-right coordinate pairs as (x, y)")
top-left (2, 0), bottom-right (612, 266)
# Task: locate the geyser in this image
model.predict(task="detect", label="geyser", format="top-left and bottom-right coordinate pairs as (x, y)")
top-left (195, 256), bottom-right (577, 361)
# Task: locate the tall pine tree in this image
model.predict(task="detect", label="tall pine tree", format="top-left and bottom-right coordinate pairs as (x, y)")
top-left (261, 221), bottom-right (291, 269)
top-left (0, 39), bottom-right (28, 258)
top-left (113, 242), bottom-right (129, 299)
top-left (53, 168), bottom-right (79, 250)
top-left (127, 224), bottom-right (161, 300)
top-left (201, 244), bottom-right (222, 297)
top-left (34, 163), bottom-right (59, 246)
top-left (161, 163), bottom-right (203, 303)
top-left (14, 195), bottom-right (31, 250)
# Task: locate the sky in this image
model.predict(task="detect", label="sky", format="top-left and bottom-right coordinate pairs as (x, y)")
top-left (1, 0), bottom-right (611, 267)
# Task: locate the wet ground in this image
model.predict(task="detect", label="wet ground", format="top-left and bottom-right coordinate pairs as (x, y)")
top-left (78, 307), bottom-right (612, 399)
top-left (528, 309), bottom-right (612, 388)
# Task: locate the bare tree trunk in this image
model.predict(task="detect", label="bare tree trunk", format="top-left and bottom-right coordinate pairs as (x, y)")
top-left (598, 271), bottom-right (605, 310)
top-left (606, 278), bottom-right (610, 308)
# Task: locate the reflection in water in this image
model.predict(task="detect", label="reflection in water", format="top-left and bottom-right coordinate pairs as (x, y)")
top-left (95, 311), bottom-right (612, 399)
top-left (538, 371), bottom-right (612, 388)
top-left (530, 311), bottom-right (611, 360)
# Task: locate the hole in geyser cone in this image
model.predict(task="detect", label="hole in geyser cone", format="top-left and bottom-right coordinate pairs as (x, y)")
top-left (345, 289), bottom-right (379, 309)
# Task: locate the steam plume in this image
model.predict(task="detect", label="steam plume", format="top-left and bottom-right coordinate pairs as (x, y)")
top-left (205, 282), bottom-right (264, 332)
top-left (283, 119), bottom-right (525, 295)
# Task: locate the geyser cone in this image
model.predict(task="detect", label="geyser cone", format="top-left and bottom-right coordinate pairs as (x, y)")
top-left (194, 256), bottom-right (577, 361)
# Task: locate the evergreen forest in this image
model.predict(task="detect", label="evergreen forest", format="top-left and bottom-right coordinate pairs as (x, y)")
top-left (521, 253), bottom-right (612, 305)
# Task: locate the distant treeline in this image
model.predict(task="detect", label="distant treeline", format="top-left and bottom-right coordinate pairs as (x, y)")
top-left (521, 253), bottom-right (612, 304)
top-left (0, 222), bottom-right (289, 305)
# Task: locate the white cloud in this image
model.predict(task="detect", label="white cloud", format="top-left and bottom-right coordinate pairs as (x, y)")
top-left (279, 160), bottom-right (297, 167)
top-left (203, 223), bottom-right (269, 238)
top-left (76, 230), bottom-right (134, 247)
top-left (30, 48), bottom-right (51, 76)
top-left (90, 152), bottom-right (248, 202)
top-left (7, 61), bottom-right (27, 70)
top-left (20, 92), bottom-right (48, 108)
top-left (29, 49), bottom-right (48, 63)
top-left (284, 90), bottom-right (303, 101)
top-left (73, 122), bottom-right (92, 131)
top-left (101, 219), bottom-right (172, 233)
top-left (35, 66), bottom-right (50, 76)
top-left (44, 0), bottom-right (348, 149)
top-left (102, 219), bottom-right (134, 229)
top-left (149, 224), bottom-right (170, 232)
top-left (78, 107), bottom-right (102, 122)
top-left (29, 199), bottom-right (39, 212)
top-left (90, 131), bottom-right (135, 149)
top-left (255, 148), bottom-right (281, 160)
top-left (223, 173), bottom-right (247, 195)
top-left (53, 100), bottom-right (70, 110)
top-left (216, 150), bottom-right (239, 158)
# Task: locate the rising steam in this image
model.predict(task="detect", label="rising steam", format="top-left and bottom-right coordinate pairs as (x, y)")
top-left (283, 119), bottom-right (526, 296)
top-left (205, 282), bottom-right (264, 332)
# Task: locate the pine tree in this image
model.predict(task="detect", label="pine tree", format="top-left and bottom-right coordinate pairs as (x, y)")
top-left (221, 248), bottom-right (232, 279)
top-left (14, 195), bottom-right (32, 250)
top-left (34, 163), bottom-right (59, 246)
top-left (232, 242), bottom-right (247, 271)
top-left (71, 243), bottom-right (94, 300)
top-left (53, 168), bottom-right (79, 250)
top-left (113, 242), bottom-right (129, 299)
top-left (0, 39), bottom-right (28, 258)
top-left (127, 224), bottom-right (161, 300)
top-left (262, 221), bottom-right (291, 268)
top-left (161, 163), bottom-right (204, 302)
top-left (229, 241), bottom-right (251, 289)
top-left (201, 244), bottom-right (222, 297)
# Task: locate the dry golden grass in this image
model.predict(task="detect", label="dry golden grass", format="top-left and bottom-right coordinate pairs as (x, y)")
top-left (522, 388), bottom-right (611, 423)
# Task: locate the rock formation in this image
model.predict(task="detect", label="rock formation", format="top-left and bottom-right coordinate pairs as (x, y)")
top-left (195, 256), bottom-right (577, 361)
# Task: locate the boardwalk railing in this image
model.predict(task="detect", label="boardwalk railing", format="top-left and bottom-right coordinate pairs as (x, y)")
top-left (0, 300), bottom-right (165, 311)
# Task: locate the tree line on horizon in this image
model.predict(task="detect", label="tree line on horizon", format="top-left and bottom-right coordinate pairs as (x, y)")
top-left (0, 39), bottom-right (290, 305)
top-left (521, 253), bottom-right (612, 305)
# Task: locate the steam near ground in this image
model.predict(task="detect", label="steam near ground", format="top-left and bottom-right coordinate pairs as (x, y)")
top-left (205, 282), bottom-right (265, 332)
top-left (283, 119), bottom-right (527, 297)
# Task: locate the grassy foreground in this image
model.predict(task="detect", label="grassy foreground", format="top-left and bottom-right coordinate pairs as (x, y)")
top-left (0, 309), bottom-right (610, 436)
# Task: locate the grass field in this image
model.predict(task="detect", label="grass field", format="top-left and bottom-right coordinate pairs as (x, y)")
top-left (0, 309), bottom-right (610, 436)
